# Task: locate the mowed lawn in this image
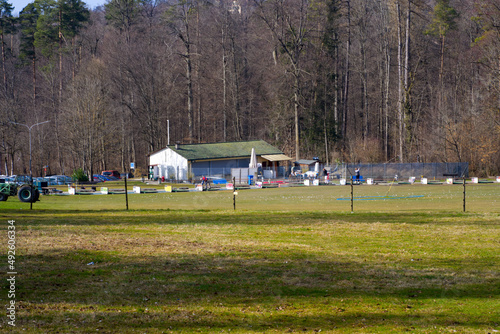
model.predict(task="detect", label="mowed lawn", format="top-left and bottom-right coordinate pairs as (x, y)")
top-left (0, 184), bottom-right (499, 333)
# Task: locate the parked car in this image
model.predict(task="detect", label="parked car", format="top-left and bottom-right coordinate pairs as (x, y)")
top-left (3, 176), bottom-right (15, 183)
top-left (47, 175), bottom-right (73, 185)
top-left (101, 170), bottom-right (121, 179)
top-left (93, 174), bottom-right (107, 182)
top-left (120, 172), bottom-right (134, 179)
top-left (12, 175), bottom-right (33, 185)
top-left (34, 177), bottom-right (51, 184)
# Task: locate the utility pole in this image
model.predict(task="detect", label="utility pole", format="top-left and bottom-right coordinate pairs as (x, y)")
top-left (167, 120), bottom-right (170, 146)
top-left (10, 120), bottom-right (51, 210)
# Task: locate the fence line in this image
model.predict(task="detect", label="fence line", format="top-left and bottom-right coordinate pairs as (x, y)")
top-left (153, 162), bottom-right (468, 182)
top-left (335, 162), bottom-right (469, 180)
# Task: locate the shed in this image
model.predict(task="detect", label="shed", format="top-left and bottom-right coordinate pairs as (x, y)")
top-left (294, 159), bottom-right (323, 173)
top-left (148, 140), bottom-right (291, 181)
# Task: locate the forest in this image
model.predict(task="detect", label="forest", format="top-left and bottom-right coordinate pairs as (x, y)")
top-left (0, 0), bottom-right (499, 178)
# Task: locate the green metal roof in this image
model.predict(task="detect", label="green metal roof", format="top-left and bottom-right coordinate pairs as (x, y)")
top-left (169, 140), bottom-right (283, 161)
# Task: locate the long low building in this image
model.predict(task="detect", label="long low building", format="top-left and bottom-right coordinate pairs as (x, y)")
top-left (148, 140), bottom-right (291, 181)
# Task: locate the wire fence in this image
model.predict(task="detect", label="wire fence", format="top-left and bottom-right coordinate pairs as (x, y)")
top-left (337, 162), bottom-right (469, 180)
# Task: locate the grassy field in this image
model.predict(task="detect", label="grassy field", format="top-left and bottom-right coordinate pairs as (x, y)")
top-left (3, 181), bottom-right (500, 212)
top-left (0, 184), bottom-right (499, 333)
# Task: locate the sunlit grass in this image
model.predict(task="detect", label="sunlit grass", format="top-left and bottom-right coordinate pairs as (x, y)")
top-left (0, 184), bottom-right (499, 333)
top-left (1, 183), bottom-right (499, 213)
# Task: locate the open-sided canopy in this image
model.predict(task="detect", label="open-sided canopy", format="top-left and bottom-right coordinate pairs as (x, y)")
top-left (261, 154), bottom-right (292, 162)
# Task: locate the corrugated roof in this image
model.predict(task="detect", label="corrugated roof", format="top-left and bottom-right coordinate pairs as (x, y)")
top-left (295, 159), bottom-right (320, 165)
top-left (261, 154), bottom-right (293, 161)
top-left (169, 140), bottom-right (284, 161)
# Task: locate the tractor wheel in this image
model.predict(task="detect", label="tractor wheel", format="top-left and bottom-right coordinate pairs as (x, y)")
top-left (18, 186), bottom-right (34, 203)
top-left (0, 193), bottom-right (8, 201)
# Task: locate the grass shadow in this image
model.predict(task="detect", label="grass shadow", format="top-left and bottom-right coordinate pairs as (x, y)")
top-left (11, 247), bottom-right (499, 332)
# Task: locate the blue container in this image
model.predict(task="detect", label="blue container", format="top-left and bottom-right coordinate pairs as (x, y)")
top-left (248, 175), bottom-right (254, 185)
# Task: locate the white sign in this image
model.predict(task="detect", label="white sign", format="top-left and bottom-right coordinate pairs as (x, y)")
top-left (226, 183), bottom-right (234, 190)
top-left (471, 177), bottom-right (478, 184)
top-left (133, 186), bottom-right (141, 194)
top-left (304, 179), bottom-right (310, 186)
top-left (367, 178), bottom-right (373, 185)
top-left (340, 179), bottom-right (346, 185)
top-left (101, 187), bottom-right (108, 195)
top-left (421, 178), bottom-right (428, 185)
top-left (446, 178), bottom-right (453, 185)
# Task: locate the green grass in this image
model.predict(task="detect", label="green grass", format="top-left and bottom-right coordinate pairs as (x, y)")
top-left (0, 184), bottom-right (499, 333)
top-left (3, 183), bottom-right (500, 212)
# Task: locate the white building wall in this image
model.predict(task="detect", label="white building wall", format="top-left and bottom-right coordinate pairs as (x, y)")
top-left (149, 149), bottom-right (166, 166)
top-left (149, 148), bottom-right (189, 180)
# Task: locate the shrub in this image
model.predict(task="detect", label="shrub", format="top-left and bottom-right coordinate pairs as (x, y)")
top-left (72, 168), bottom-right (89, 182)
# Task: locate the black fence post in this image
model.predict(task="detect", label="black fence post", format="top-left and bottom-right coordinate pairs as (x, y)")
top-left (463, 176), bottom-right (466, 213)
top-left (233, 176), bottom-right (236, 210)
top-left (351, 177), bottom-right (354, 213)
top-left (124, 176), bottom-right (129, 211)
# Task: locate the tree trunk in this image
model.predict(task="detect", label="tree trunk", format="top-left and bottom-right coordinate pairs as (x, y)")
top-left (397, 0), bottom-right (404, 162)
top-left (439, 33), bottom-right (445, 114)
top-left (196, 10), bottom-right (202, 143)
top-left (55, 115), bottom-right (64, 174)
top-left (231, 37), bottom-right (242, 140)
top-left (59, 8), bottom-right (63, 105)
top-left (1, 30), bottom-right (7, 94)
top-left (222, 50), bottom-right (227, 142)
top-left (342, 0), bottom-right (351, 150)
top-left (294, 72), bottom-right (300, 161)
top-left (380, 1), bottom-right (391, 162)
top-left (404, 0), bottom-right (411, 159)
top-left (32, 55), bottom-right (36, 109)
top-left (101, 135), bottom-right (106, 173)
top-left (131, 131), bottom-right (136, 171)
top-left (361, 41), bottom-right (368, 145)
top-left (9, 152), bottom-right (13, 176)
top-left (121, 117), bottom-right (126, 171)
top-left (186, 43), bottom-right (194, 143)
top-left (384, 37), bottom-right (390, 162)
top-left (334, 38), bottom-right (339, 136)
top-left (324, 75), bottom-right (329, 165)
top-left (221, 6), bottom-right (228, 142)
